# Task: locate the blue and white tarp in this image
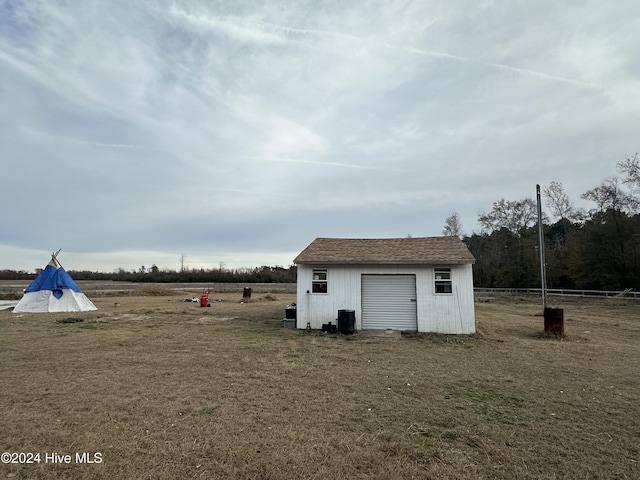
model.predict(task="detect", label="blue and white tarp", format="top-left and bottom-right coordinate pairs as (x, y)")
top-left (13, 259), bottom-right (97, 313)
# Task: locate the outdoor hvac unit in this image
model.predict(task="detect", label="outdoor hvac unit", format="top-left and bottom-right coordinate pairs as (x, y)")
top-left (337, 309), bottom-right (355, 335)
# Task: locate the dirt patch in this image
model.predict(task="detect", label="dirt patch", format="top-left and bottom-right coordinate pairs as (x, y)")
top-left (185, 316), bottom-right (239, 325)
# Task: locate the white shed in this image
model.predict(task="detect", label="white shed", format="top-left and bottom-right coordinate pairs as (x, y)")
top-left (293, 237), bottom-right (476, 334)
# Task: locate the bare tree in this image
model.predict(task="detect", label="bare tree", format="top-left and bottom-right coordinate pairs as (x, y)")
top-left (442, 212), bottom-right (463, 237)
top-left (617, 153), bottom-right (640, 211)
top-left (543, 181), bottom-right (586, 223)
top-left (581, 176), bottom-right (635, 213)
top-left (618, 153), bottom-right (640, 186)
top-left (478, 198), bottom-right (539, 235)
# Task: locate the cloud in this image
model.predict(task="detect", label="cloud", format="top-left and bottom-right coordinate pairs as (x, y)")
top-left (1, 0), bottom-right (638, 270)
top-left (169, 6), bottom-right (287, 46)
top-left (256, 20), bottom-right (599, 89)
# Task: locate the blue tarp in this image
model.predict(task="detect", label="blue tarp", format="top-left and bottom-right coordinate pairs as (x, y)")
top-left (24, 264), bottom-right (82, 299)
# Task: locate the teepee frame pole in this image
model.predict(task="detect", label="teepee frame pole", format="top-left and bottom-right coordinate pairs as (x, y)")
top-left (51, 249), bottom-right (62, 267)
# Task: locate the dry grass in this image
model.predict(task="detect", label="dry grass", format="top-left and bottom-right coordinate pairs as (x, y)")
top-left (0, 290), bottom-right (22, 301)
top-left (0, 290), bottom-right (639, 479)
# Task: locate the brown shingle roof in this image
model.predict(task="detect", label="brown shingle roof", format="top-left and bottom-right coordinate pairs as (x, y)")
top-left (294, 237), bottom-right (475, 265)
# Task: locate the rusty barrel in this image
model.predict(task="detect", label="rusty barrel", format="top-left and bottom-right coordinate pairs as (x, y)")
top-left (544, 307), bottom-right (564, 335)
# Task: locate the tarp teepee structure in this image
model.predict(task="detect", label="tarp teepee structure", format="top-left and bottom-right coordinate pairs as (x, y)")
top-left (13, 250), bottom-right (97, 313)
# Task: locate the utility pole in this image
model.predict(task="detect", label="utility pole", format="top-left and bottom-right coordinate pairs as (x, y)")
top-left (536, 184), bottom-right (547, 310)
top-left (538, 184), bottom-right (564, 335)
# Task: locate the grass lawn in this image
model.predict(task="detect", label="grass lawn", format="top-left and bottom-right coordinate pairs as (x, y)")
top-left (1, 289), bottom-right (638, 479)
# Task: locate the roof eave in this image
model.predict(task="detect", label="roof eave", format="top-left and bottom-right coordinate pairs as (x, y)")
top-left (294, 259), bottom-right (475, 265)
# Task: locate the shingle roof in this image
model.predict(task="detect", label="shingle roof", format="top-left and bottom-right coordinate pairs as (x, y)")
top-left (294, 237), bottom-right (475, 265)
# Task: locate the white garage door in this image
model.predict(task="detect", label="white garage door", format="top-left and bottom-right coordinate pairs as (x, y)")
top-left (361, 274), bottom-right (417, 331)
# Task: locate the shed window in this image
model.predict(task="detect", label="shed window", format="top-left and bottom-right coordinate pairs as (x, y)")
top-left (312, 269), bottom-right (328, 293)
top-left (434, 268), bottom-right (452, 294)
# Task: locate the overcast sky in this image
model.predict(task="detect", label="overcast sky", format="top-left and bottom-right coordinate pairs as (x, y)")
top-left (1, 0), bottom-right (639, 272)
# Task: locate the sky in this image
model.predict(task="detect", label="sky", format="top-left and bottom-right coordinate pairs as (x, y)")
top-left (1, 0), bottom-right (639, 273)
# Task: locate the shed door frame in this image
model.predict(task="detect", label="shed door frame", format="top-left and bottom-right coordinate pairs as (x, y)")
top-left (361, 274), bottom-right (418, 331)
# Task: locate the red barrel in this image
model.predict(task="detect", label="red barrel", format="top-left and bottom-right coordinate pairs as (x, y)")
top-left (200, 293), bottom-right (210, 307)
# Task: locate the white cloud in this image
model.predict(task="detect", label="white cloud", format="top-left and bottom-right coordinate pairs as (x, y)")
top-left (169, 6), bottom-right (286, 46)
top-left (1, 0), bottom-right (638, 270)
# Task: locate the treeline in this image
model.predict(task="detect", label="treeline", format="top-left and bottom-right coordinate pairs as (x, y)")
top-left (0, 265), bottom-right (297, 284)
top-left (458, 154), bottom-right (640, 290)
top-left (465, 211), bottom-right (640, 290)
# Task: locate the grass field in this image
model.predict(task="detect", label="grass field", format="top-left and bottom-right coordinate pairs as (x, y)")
top-left (1, 287), bottom-right (638, 479)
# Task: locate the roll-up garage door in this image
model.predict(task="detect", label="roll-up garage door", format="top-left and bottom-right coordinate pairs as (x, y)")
top-left (361, 274), bottom-right (417, 331)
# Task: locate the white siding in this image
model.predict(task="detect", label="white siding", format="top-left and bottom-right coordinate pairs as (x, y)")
top-left (296, 265), bottom-right (360, 329)
top-left (296, 263), bottom-right (475, 334)
top-left (416, 264), bottom-right (476, 334)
